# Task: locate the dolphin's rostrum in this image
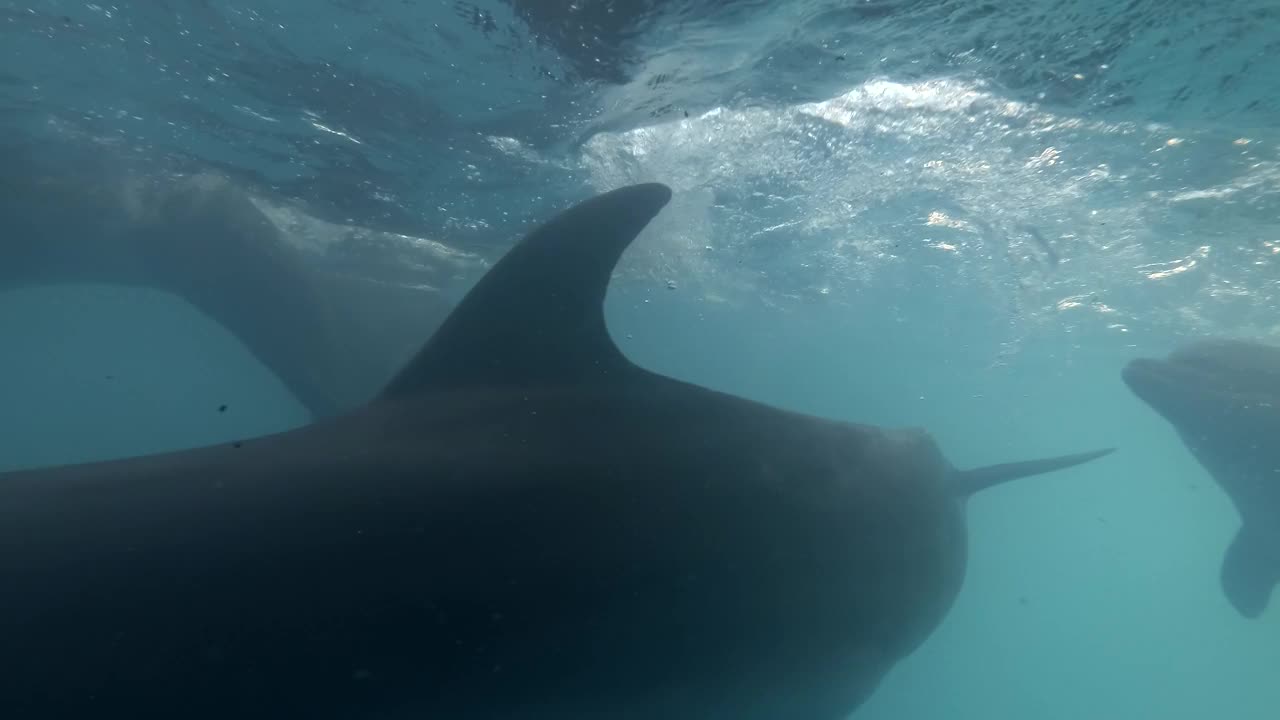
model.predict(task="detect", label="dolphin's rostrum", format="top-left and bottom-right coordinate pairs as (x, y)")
top-left (0, 183), bottom-right (1113, 718)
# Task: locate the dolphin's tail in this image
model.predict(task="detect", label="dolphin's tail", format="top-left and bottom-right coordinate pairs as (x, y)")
top-left (951, 447), bottom-right (1115, 497)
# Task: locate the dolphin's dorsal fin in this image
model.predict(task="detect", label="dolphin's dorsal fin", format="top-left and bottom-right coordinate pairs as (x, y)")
top-left (951, 447), bottom-right (1115, 497)
top-left (380, 183), bottom-right (673, 397)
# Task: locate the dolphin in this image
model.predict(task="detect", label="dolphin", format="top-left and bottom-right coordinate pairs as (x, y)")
top-left (0, 183), bottom-right (1114, 719)
top-left (1123, 338), bottom-right (1280, 619)
top-left (1, 161), bottom-right (454, 418)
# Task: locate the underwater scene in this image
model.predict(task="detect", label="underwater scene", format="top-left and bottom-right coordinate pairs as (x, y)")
top-left (0, 1), bottom-right (1277, 718)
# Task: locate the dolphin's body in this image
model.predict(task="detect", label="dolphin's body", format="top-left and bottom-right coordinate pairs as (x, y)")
top-left (1123, 338), bottom-right (1280, 619)
top-left (1, 162), bottom-right (452, 418)
top-left (0, 183), bottom-right (1113, 718)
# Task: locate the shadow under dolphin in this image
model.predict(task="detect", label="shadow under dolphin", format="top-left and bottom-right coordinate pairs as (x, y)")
top-left (1123, 338), bottom-right (1280, 619)
top-left (0, 183), bottom-right (1114, 718)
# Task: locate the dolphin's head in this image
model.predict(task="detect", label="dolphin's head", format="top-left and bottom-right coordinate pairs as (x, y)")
top-left (1121, 356), bottom-right (1216, 428)
top-left (1122, 339), bottom-right (1280, 444)
top-left (853, 425), bottom-right (1114, 654)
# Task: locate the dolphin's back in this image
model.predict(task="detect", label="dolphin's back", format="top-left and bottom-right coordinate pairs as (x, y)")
top-left (0, 381), bottom-right (952, 718)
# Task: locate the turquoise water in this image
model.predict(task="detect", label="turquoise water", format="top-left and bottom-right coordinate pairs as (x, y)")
top-left (2, 1), bottom-right (1279, 718)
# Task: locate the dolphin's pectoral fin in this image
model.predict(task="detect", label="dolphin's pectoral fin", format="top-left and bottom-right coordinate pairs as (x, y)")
top-left (1220, 526), bottom-right (1278, 619)
top-left (950, 447), bottom-right (1115, 497)
top-left (379, 183), bottom-right (673, 397)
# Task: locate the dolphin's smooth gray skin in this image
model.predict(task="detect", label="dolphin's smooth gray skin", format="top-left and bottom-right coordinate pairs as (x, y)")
top-left (1123, 338), bottom-right (1280, 619)
top-left (0, 183), bottom-right (1114, 719)
top-left (1, 164), bottom-right (453, 418)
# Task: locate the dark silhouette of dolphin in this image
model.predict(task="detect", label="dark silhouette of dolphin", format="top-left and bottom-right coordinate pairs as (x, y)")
top-left (0, 183), bottom-right (1114, 719)
top-left (1, 163), bottom-right (453, 418)
top-left (1123, 338), bottom-right (1280, 619)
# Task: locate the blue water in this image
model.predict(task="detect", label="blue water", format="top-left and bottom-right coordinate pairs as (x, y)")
top-left (2, 1), bottom-right (1279, 718)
